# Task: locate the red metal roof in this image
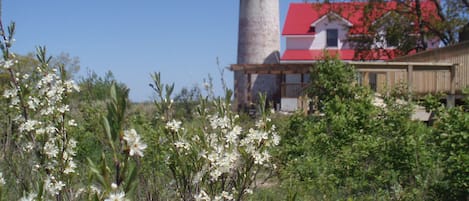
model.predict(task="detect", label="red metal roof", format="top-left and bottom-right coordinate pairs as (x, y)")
top-left (281, 2), bottom-right (438, 61)
top-left (281, 49), bottom-right (405, 61)
top-left (282, 2), bottom-right (439, 36)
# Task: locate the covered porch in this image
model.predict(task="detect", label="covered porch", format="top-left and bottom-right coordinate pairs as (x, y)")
top-left (231, 61), bottom-right (457, 112)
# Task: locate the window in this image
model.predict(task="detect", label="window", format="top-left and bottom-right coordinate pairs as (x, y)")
top-left (385, 35), bottom-right (399, 47)
top-left (385, 31), bottom-right (399, 47)
top-left (326, 29), bottom-right (338, 47)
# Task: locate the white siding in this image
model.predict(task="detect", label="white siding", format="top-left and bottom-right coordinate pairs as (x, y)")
top-left (286, 37), bottom-right (315, 49)
top-left (310, 17), bottom-right (351, 49)
top-left (284, 17), bottom-right (351, 50)
top-left (281, 98), bottom-right (299, 112)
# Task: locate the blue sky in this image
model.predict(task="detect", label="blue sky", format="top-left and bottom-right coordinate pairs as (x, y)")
top-left (3, 1), bottom-right (300, 102)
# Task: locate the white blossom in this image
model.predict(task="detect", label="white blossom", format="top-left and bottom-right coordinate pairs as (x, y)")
top-left (104, 191), bottom-right (128, 201)
top-left (174, 140), bottom-right (191, 151)
top-left (44, 176), bottom-right (65, 195)
top-left (194, 190), bottom-right (211, 201)
top-left (192, 169), bottom-right (205, 185)
top-left (90, 185), bottom-right (101, 194)
top-left (2, 59), bottom-right (14, 69)
top-left (124, 129), bottom-right (147, 157)
top-left (3, 88), bottom-right (18, 98)
top-left (64, 80), bottom-right (80, 92)
top-left (19, 120), bottom-right (40, 133)
top-left (67, 139), bottom-right (77, 152)
top-left (271, 132), bottom-right (280, 146)
top-left (18, 192), bottom-right (37, 201)
top-left (10, 97), bottom-right (20, 107)
top-left (123, 129), bottom-right (138, 143)
top-left (57, 105), bottom-right (70, 113)
top-left (44, 139), bottom-right (59, 158)
top-left (165, 119), bottom-right (182, 131)
top-left (225, 125), bottom-right (242, 144)
top-left (128, 137), bottom-right (147, 157)
top-left (45, 125), bottom-right (58, 135)
top-left (253, 151), bottom-right (271, 165)
top-left (244, 188), bottom-right (253, 195)
top-left (221, 191), bottom-right (234, 200)
top-left (23, 142), bottom-right (34, 152)
top-left (111, 183), bottom-right (118, 190)
top-left (209, 115), bottom-right (230, 130)
top-left (68, 119), bottom-right (77, 127)
top-left (27, 96), bottom-right (40, 111)
top-left (40, 107), bottom-right (54, 116)
top-left (63, 160), bottom-right (76, 174)
top-left (0, 172), bottom-right (5, 185)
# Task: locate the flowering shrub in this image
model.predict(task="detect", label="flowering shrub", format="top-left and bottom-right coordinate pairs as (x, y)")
top-left (0, 24), bottom-right (280, 200)
top-left (0, 20), bottom-right (150, 200)
top-left (87, 84), bottom-right (147, 201)
top-left (1, 22), bottom-right (80, 200)
top-left (2, 17), bottom-right (467, 201)
top-left (150, 72), bottom-right (279, 201)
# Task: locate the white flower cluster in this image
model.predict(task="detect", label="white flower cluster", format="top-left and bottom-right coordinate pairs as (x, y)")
top-left (165, 119), bottom-right (182, 132)
top-left (123, 129), bottom-right (147, 157)
top-left (104, 191), bottom-right (128, 201)
top-left (174, 140), bottom-right (191, 151)
top-left (240, 119), bottom-right (280, 166)
top-left (194, 190), bottom-right (235, 201)
top-left (33, 69), bottom-right (79, 116)
top-left (44, 175), bottom-right (66, 195)
top-left (204, 115), bottom-right (279, 181)
top-left (1, 59), bottom-right (16, 69)
top-left (19, 192), bottom-right (37, 201)
top-left (194, 190), bottom-right (211, 201)
top-left (190, 112), bottom-right (279, 200)
top-left (3, 65), bottom-right (81, 199)
top-left (0, 172), bottom-right (5, 185)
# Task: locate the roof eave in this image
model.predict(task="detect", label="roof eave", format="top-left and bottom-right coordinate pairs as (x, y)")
top-left (310, 12), bottom-right (354, 27)
top-left (283, 34), bottom-right (316, 37)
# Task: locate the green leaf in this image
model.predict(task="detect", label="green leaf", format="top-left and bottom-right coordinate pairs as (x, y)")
top-left (110, 83), bottom-right (117, 104)
top-left (124, 162), bottom-right (138, 193)
top-left (102, 116), bottom-right (116, 152)
top-left (88, 158), bottom-right (107, 188)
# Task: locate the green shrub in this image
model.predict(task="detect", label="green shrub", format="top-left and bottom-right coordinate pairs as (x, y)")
top-left (277, 58), bottom-right (441, 200)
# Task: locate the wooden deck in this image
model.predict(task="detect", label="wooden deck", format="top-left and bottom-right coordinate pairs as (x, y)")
top-left (231, 61), bottom-right (457, 106)
top-left (392, 41), bottom-right (469, 95)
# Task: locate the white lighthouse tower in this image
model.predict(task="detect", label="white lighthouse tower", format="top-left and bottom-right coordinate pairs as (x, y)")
top-left (235, 0), bottom-right (281, 110)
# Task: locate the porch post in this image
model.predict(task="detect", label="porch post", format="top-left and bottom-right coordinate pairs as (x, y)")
top-left (407, 65), bottom-right (413, 101)
top-left (386, 71), bottom-right (391, 96)
top-left (247, 73), bottom-right (252, 104)
top-left (447, 64), bottom-right (457, 107)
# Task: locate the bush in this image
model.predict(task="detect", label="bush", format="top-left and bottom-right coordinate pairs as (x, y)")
top-left (277, 58), bottom-right (443, 200)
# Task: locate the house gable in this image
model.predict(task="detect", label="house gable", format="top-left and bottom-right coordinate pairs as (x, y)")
top-left (281, 2), bottom-right (440, 61)
top-left (310, 12), bottom-right (353, 28)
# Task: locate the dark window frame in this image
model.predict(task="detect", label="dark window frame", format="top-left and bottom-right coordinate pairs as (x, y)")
top-left (326, 29), bottom-right (339, 47)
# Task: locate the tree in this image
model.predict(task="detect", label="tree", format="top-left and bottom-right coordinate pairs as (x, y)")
top-left (357, 0), bottom-right (469, 56)
top-left (50, 52), bottom-right (80, 79)
top-left (76, 70), bottom-right (128, 102)
top-left (306, 56), bottom-right (358, 111)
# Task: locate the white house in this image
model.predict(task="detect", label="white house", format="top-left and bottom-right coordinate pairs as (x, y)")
top-left (233, 1), bottom-right (445, 112)
top-left (277, 2), bottom-right (440, 111)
